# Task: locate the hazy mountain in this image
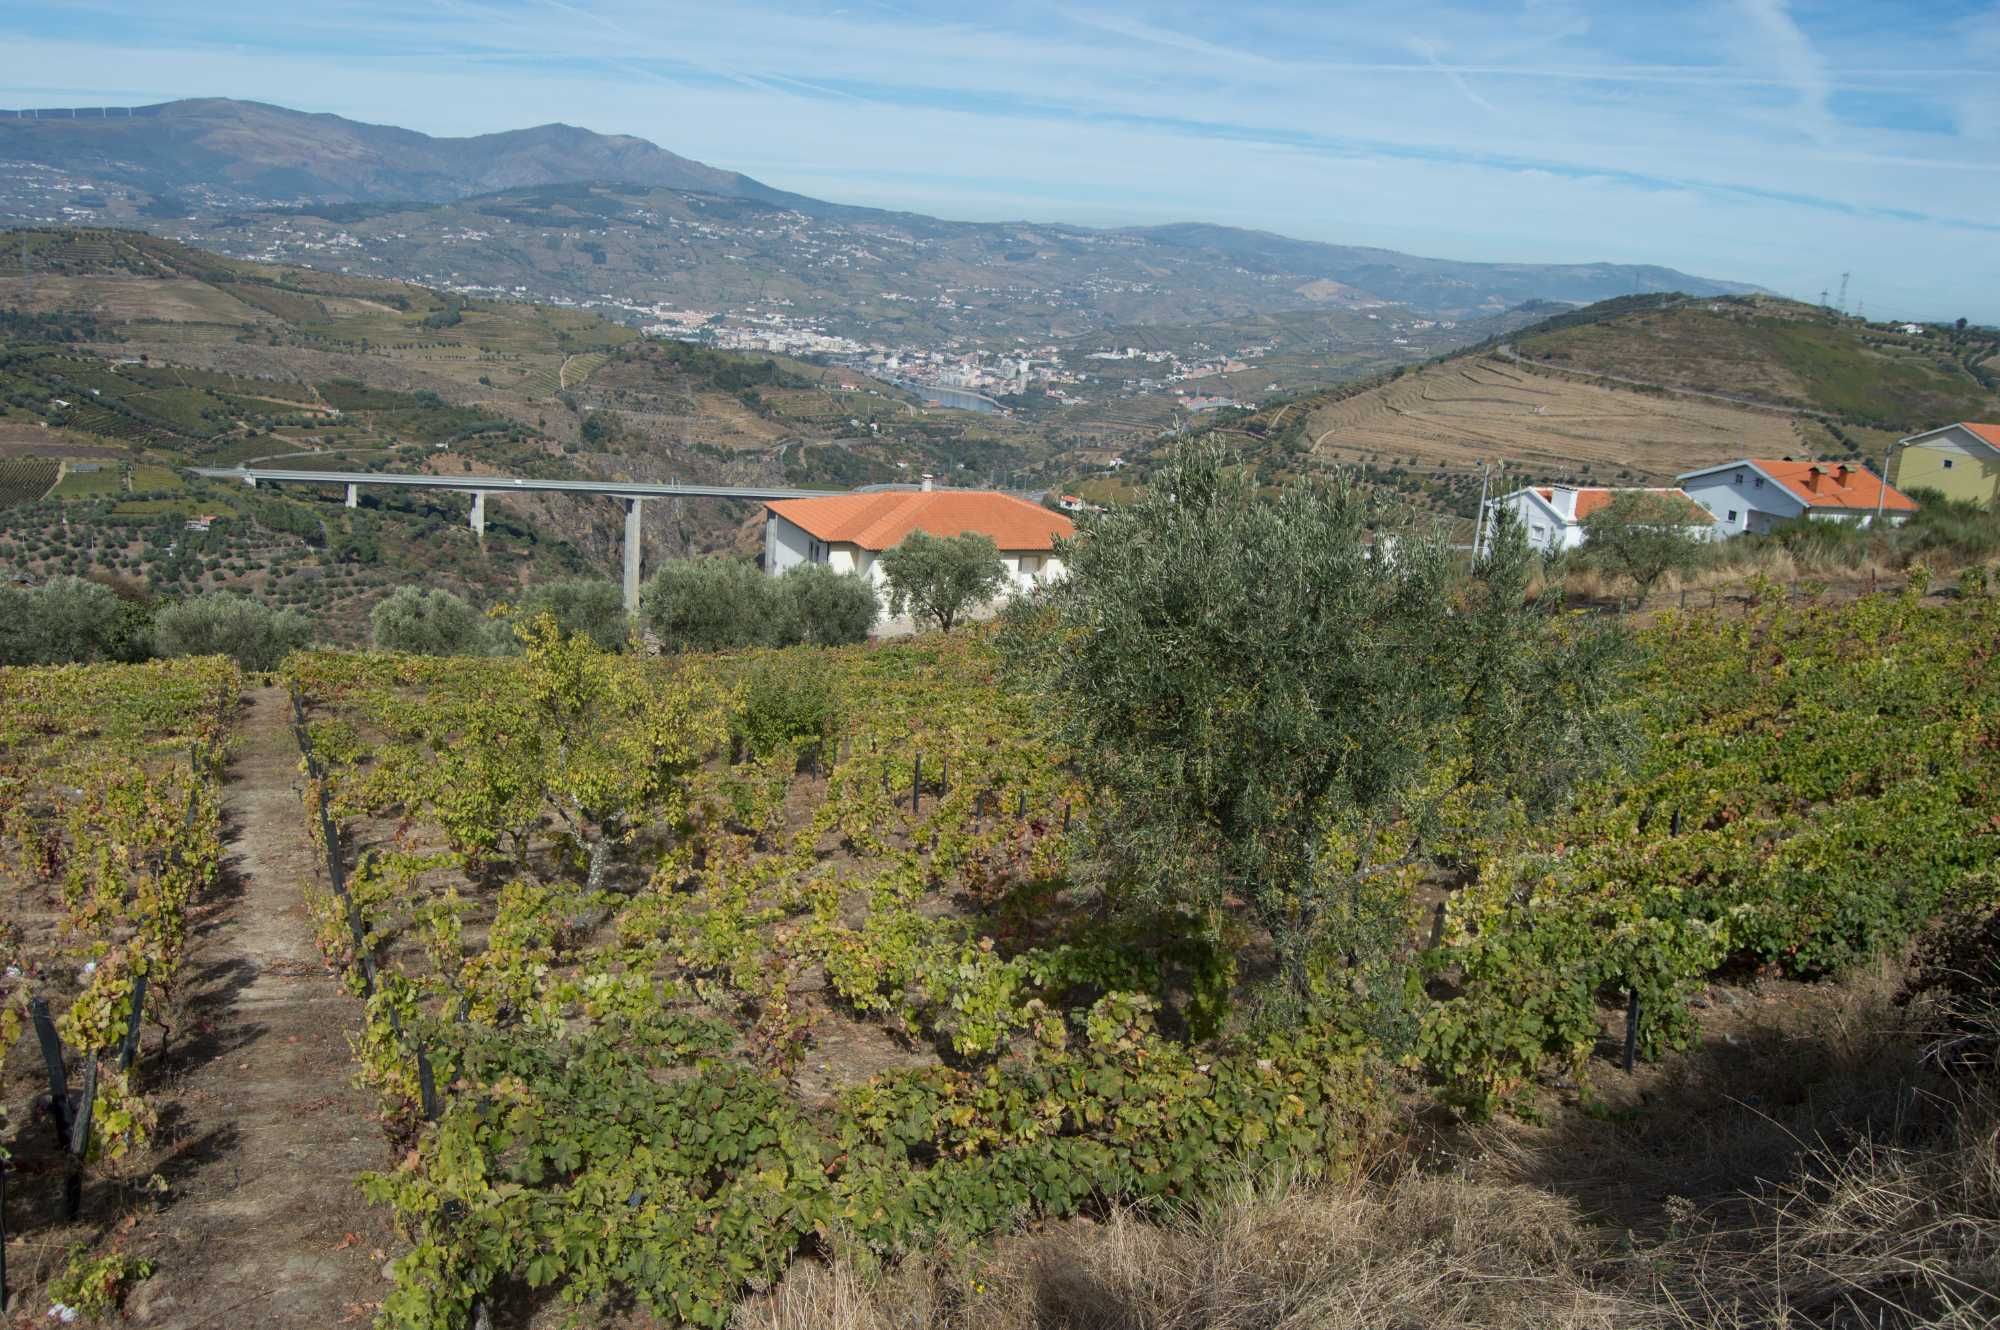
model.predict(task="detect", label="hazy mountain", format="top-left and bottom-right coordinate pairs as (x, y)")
top-left (0, 99), bottom-right (1761, 330)
top-left (0, 98), bottom-right (817, 209)
top-left (1122, 223), bottom-right (1763, 315)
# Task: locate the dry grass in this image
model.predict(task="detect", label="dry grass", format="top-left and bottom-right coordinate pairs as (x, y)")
top-left (740, 1176), bottom-right (1650, 1330)
top-left (1298, 356), bottom-right (1801, 484)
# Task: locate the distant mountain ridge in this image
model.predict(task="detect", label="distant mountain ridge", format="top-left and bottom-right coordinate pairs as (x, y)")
top-left (0, 98), bottom-right (1762, 323)
top-left (0, 98), bottom-right (819, 210)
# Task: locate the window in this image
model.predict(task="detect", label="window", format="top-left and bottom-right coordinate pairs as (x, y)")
top-left (1735, 471), bottom-right (1745, 484)
top-left (1726, 510), bottom-right (1738, 523)
top-left (1753, 476), bottom-right (1764, 488)
top-left (1943, 458), bottom-right (1955, 470)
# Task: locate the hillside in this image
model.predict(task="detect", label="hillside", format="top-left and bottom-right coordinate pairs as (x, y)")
top-left (1513, 294), bottom-right (2000, 430)
top-left (1, 100), bottom-right (1758, 342)
top-left (0, 228), bottom-right (1056, 639)
top-left (1146, 294), bottom-right (2000, 523)
top-left (0, 98), bottom-right (811, 209)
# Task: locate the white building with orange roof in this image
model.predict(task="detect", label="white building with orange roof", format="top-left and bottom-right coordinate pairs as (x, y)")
top-left (1490, 484), bottom-right (1718, 554)
top-left (761, 480), bottom-right (1074, 595)
top-left (1676, 459), bottom-right (1916, 536)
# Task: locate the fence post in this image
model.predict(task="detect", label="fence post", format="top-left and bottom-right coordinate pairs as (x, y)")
top-left (416, 1043), bottom-right (441, 1122)
top-left (63, 1058), bottom-right (97, 1220)
top-left (1427, 901), bottom-right (1447, 950)
top-left (29, 998), bottom-right (69, 1153)
top-left (912, 754), bottom-right (922, 815)
top-left (1016, 790), bottom-right (1026, 821)
top-left (1623, 991), bottom-right (1641, 1073)
top-left (1, 1161), bottom-right (10, 1313)
top-left (118, 972), bottom-right (148, 1072)
top-left (1062, 802), bottom-right (1071, 835)
top-left (939, 756), bottom-right (948, 798)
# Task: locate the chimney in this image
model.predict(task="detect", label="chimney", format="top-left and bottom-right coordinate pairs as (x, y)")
top-left (1835, 464), bottom-right (1851, 486)
top-left (920, 473), bottom-right (934, 492)
top-left (1806, 465), bottom-right (1823, 492)
top-left (1549, 485), bottom-right (1579, 519)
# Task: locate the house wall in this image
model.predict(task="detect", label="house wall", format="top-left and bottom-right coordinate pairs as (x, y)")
top-left (764, 514), bottom-right (814, 574)
top-left (1682, 469), bottom-right (1804, 537)
top-left (1495, 492), bottom-right (1580, 554)
top-left (1899, 432), bottom-right (2000, 507)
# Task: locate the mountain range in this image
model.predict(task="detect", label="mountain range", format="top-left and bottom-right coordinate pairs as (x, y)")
top-left (0, 99), bottom-right (1762, 335)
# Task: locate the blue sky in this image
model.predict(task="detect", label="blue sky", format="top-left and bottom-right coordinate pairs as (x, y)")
top-left (5, 1), bottom-right (1998, 320)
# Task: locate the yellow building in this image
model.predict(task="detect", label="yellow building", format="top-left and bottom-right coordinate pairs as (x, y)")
top-left (1896, 423), bottom-right (2000, 507)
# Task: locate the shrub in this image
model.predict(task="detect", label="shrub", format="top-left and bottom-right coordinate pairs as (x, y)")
top-left (734, 651), bottom-right (843, 760)
top-left (776, 563), bottom-right (876, 645)
top-left (370, 586), bottom-right (486, 655)
top-left (151, 591), bottom-right (313, 671)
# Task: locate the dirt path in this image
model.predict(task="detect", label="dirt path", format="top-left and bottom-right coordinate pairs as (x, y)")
top-left (132, 686), bottom-right (390, 1327)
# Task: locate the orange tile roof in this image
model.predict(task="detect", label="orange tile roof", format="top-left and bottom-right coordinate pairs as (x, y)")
top-left (1530, 486), bottom-right (1715, 523)
top-left (1961, 422), bottom-right (2000, 449)
top-left (1746, 460), bottom-right (1916, 512)
top-left (765, 490), bottom-right (1075, 552)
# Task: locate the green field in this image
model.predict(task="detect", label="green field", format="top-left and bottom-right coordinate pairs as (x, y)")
top-left (50, 462), bottom-right (124, 497)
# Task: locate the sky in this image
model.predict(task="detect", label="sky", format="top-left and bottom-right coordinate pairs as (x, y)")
top-left (5, 0), bottom-right (1998, 321)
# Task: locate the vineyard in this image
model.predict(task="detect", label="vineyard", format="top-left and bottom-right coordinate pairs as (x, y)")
top-left (0, 583), bottom-right (1995, 1324)
top-left (251, 584), bottom-right (2000, 1326)
top-left (0, 657), bottom-right (238, 1308)
top-left (0, 459), bottom-right (57, 506)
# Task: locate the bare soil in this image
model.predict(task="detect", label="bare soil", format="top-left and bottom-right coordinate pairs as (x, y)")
top-left (27, 687), bottom-right (397, 1328)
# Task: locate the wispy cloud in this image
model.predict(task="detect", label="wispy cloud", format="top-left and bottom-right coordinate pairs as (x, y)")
top-left (1732, 0), bottom-right (1837, 140)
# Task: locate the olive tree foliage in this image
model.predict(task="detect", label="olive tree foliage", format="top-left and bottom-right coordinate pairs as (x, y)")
top-left (151, 592), bottom-right (313, 671)
top-left (507, 578), bottom-right (630, 653)
top-left (0, 576), bottom-right (151, 666)
top-left (639, 559), bottom-right (876, 652)
top-left (640, 558), bottom-right (776, 652)
top-left (1004, 445), bottom-right (1627, 1027)
top-left (778, 563), bottom-right (878, 645)
top-left (880, 531), bottom-right (1007, 634)
top-left (370, 586), bottom-right (487, 656)
top-left (1580, 490), bottom-right (1709, 604)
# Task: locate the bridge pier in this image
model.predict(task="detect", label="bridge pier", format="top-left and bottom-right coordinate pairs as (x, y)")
top-left (623, 497), bottom-right (644, 613)
top-left (345, 483), bottom-right (359, 509)
top-left (468, 491), bottom-right (485, 537)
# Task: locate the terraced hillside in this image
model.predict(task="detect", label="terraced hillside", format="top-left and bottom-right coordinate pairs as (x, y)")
top-left (1296, 353), bottom-right (1814, 483)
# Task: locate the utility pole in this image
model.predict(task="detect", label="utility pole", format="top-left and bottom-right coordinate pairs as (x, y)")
top-left (1874, 439), bottom-right (1902, 527)
top-left (1836, 272), bottom-right (1851, 314)
top-left (1472, 461), bottom-right (1493, 561)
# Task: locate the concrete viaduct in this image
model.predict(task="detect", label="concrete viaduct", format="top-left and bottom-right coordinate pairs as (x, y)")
top-left (187, 467), bottom-right (840, 611)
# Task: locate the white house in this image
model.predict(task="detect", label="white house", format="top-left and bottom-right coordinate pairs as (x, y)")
top-left (1488, 485), bottom-right (1718, 555)
top-left (1676, 459), bottom-right (1915, 536)
top-left (762, 485), bottom-right (1074, 598)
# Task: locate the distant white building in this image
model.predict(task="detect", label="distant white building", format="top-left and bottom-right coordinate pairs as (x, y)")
top-left (1488, 485), bottom-right (1719, 554)
top-left (1676, 459), bottom-right (1915, 536)
top-left (762, 482), bottom-right (1074, 599)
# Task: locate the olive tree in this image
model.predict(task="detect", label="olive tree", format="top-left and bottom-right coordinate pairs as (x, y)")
top-left (639, 558), bottom-right (775, 652)
top-left (151, 591), bottom-right (313, 671)
top-left (880, 531), bottom-right (1006, 634)
top-left (510, 578), bottom-right (629, 653)
top-left (1005, 445), bottom-right (1626, 1025)
top-left (1580, 490), bottom-right (1709, 604)
top-left (0, 576), bottom-right (150, 666)
top-left (371, 586), bottom-right (486, 655)
top-left (776, 563), bottom-right (877, 645)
